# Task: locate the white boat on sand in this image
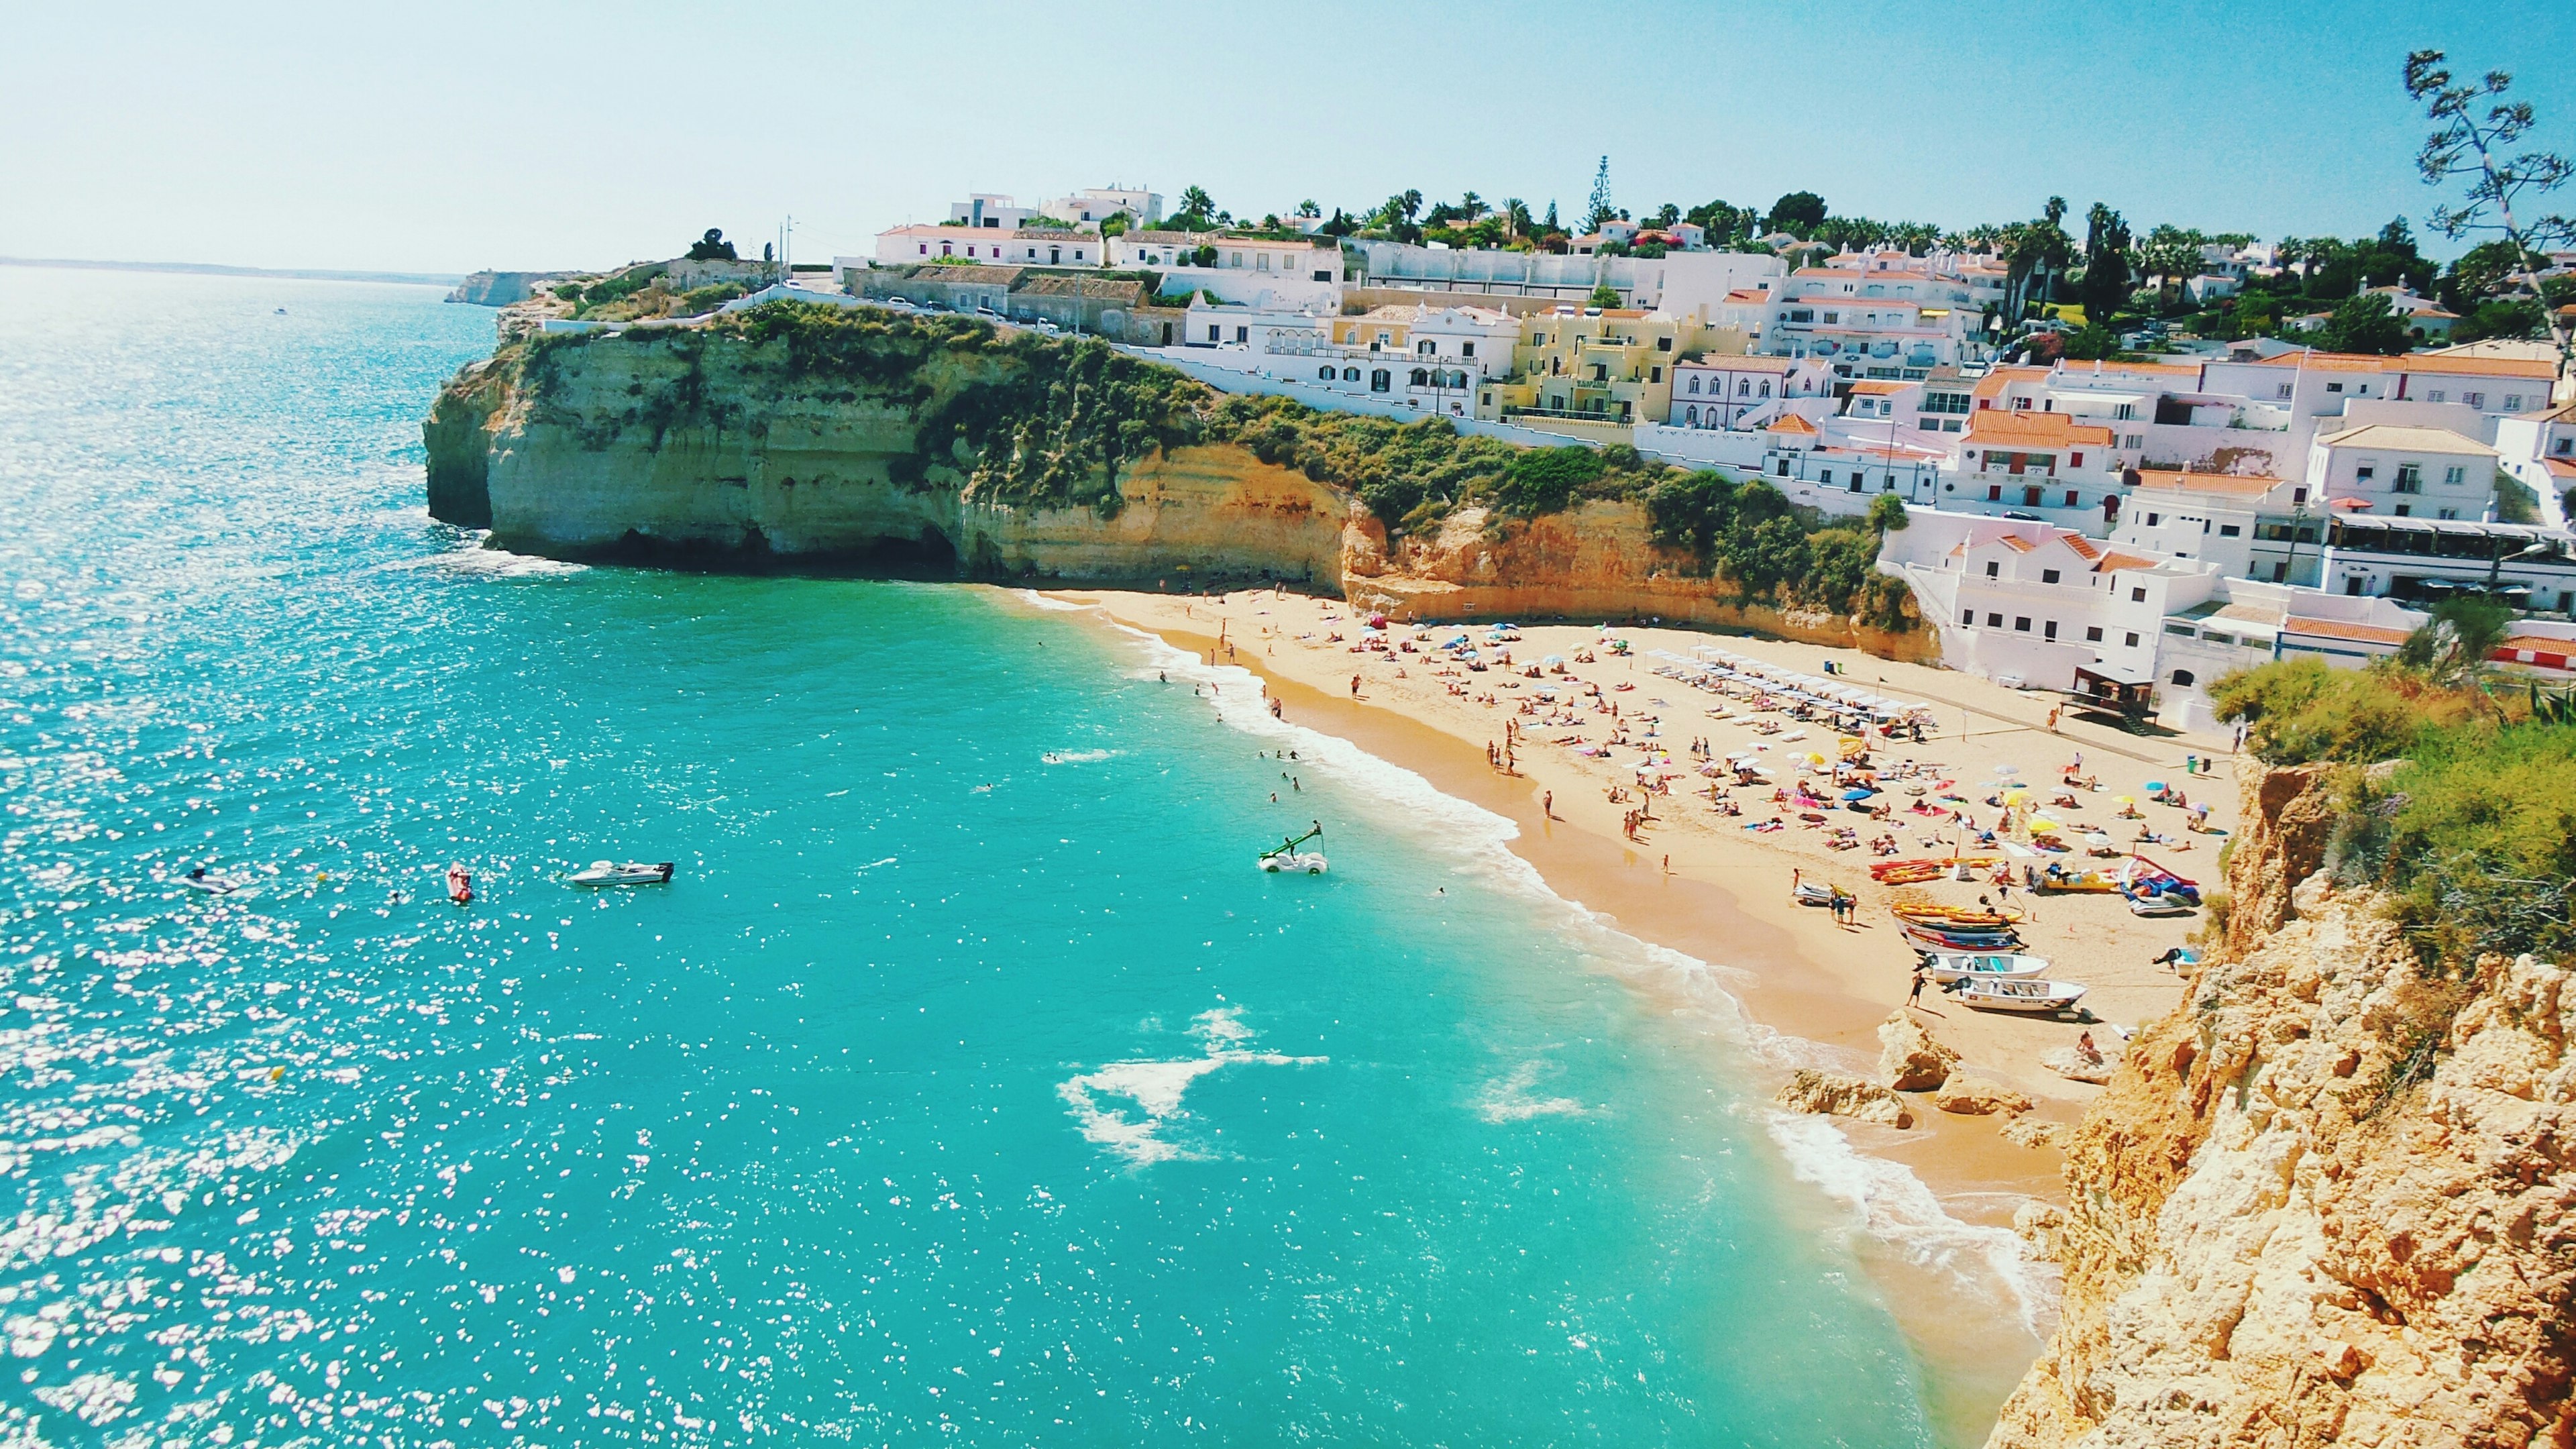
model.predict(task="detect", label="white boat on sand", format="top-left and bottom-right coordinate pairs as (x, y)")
top-left (1954, 976), bottom-right (2087, 1014)
top-left (1920, 951), bottom-right (2050, 984)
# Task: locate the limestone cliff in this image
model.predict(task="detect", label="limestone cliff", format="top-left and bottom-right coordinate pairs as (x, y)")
top-left (1988, 765), bottom-right (2574, 1448)
top-left (423, 308), bottom-right (1929, 655)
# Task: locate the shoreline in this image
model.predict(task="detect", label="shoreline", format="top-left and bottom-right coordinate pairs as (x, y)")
top-left (1037, 584), bottom-right (2241, 1442)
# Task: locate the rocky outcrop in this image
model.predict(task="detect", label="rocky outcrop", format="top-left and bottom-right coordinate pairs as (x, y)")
top-left (421, 315), bottom-right (1935, 654)
top-left (447, 270), bottom-right (574, 307)
top-left (1937, 1077), bottom-right (2035, 1116)
top-left (1776, 1069), bottom-right (1914, 1128)
top-left (1986, 766), bottom-right (2575, 1449)
top-left (1880, 1010), bottom-right (1962, 1091)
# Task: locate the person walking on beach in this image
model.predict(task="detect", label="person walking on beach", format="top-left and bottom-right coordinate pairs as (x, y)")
top-left (1543, 790), bottom-right (1554, 819)
top-left (1908, 964), bottom-right (1929, 1007)
top-left (1350, 674), bottom-right (1361, 699)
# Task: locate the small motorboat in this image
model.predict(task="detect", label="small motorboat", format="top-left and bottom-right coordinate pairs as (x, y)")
top-left (2125, 892), bottom-right (2195, 916)
top-left (1792, 881), bottom-right (1842, 907)
top-left (1918, 951), bottom-right (2051, 984)
top-left (1954, 976), bottom-right (2088, 1014)
top-left (181, 867), bottom-right (248, 894)
top-left (570, 860), bottom-right (675, 887)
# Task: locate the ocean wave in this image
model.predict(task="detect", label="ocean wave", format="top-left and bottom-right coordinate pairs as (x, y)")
top-left (399, 537), bottom-right (588, 578)
top-left (1763, 1110), bottom-right (2054, 1336)
top-left (1101, 618), bottom-right (2057, 1328)
top-left (1474, 1060), bottom-right (1590, 1123)
top-left (1057, 1006), bottom-right (1324, 1166)
top-left (1011, 588), bottom-right (1092, 612)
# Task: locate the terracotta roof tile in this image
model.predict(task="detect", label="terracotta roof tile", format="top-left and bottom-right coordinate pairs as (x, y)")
top-left (2284, 616), bottom-right (2414, 646)
top-left (2092, 551), bottom-right (2158, 574)
top-left (2133, 468), bottom-right (2288, 497)
top-left (1965, 410), bottom-right (2116, 447)
top-left (1766, 413), bottom-right (1818, 434)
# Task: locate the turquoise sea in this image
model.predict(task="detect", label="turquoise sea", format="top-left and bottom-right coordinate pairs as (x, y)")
top-left (0, 268), bottom-right (1965, 1445)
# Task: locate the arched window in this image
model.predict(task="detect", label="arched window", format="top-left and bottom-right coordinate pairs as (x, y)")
top-left (1758, 381), bottom-right (1772, 398)
top-left (1417, 339), bottom-right (1436, 356)
top-left (1319, 365), bottom-right (1336, 381)
top-left (1684, 405), bottom-right (1699, 426)
top-left (1344, 366), bottom-right (1360, 382)
top-left (1409, 368), bottom-right (1428, 386)
top-left (1686, 376), bottom-right (1701, 394)
top-left (1370, 369), bottom-right (1391, 393)
top-left (2171, 669), bottom-right (2196, 686)
top-left (1451, 371), bottom-right (1469, 388)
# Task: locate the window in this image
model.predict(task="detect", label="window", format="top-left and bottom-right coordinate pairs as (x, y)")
top-left (2428, 389), bottom-right (2446, 402)
top-left (2465, 391), bottom-right (2485, 409)
top-left (2505, 394), bottom-right (2524, 411)
top-left (1987, 484), bottom-right (2003, 501)
top-left (2023, 486), bottom-right (2044, 506)
top-left (2438, 507), bottom-right (2459, 520)
top-left (1208, 325), bottom-right (1222, 343)
top-left (2044, 620), bottom-right (2059, 640)
top-left (1409, 368), bottom-right (1428, 386)
top-left (2065, 490), bottom-right (2080, 508)
top-left (1344, 366), bottom-right (1360, 381)
top-left (2394, 503), bottom-right (2412, 517)
top-left (2013, 616), bottom-right (2032, 633)
top-left (1848, 475), bottom-right (1863, 493)
top-left (2355, 466), bottom-right (2374, 482)
top-left (1369, 369), bottom-right (1391, 393)
top-left (1984, 561), bottom-right (1999, 578)
top-left (2130, 586), bottom-right (2147, 602)
top-left (1920, 418), bottom-right (1941, 431)
top-left (2123, 433), bottom-right (2145, 449)
top-left (1986, 612), bottom-right (2004, 627)
top-left (2164, 622), bottom-right (2196, 637)
top-left (1687, 376), bottom-right (1702, 395)
top-left (2041, 568), bottom-right (2061, 584)
top-left (1417, 339), bottom-right (1435, 356)
top-left (1462, 342), bottom-right (1475, 358)
top-left (1684, 405), bottom-right (1699, 426)
top-left (1318, 366), bottom-right (1334, 381)
top-left (2171, 669), bottom-right (2196, 686)
top-left (2145, 513), bottom-right (2161, 527)
top-left (2219, 524), bottom-right (2241, 537)
top-left (2114, 402), bottom-right (2137, 421)
top-left (2326, 382), bottom-right (2344, 394)
top-left (2293, 486), bottom-right (2308, 504)
top-left (2443, 466), bottom-right (2465, 485)
top-left (1656, 337), bottom-right (1672, 352)
top-left (2394, 463), bottom-right (2422, 493)
top-left (1962, 608), bottom-right (1975, 626)
top-left (2125, 631), bottom-right (2141, 647)
top-left (1650, 366), bottom-right (1662, 383)
top-left (2276, 384), bottom-right (2293, 399)
top-left (1235, 327), bottom-right (1248, 343)
top-left (2085, 626), bottom-right (2104, 642)
top-left (2204, 632), bottom-right (2235, 646)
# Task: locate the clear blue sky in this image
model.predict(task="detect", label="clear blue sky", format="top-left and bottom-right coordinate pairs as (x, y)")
top-left (5, 0), bottom-right (2569, 274)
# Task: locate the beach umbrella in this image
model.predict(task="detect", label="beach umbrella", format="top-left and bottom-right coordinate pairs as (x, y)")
top-left (1840, 787), bottom-right (1875, 801)
top-left (2086, 832), bottom-right (2115, 849)
top-left (1543, 654), bottom-right (1565, 665)
top-left (2143, 780), bottom-right (2167, 793)
top-left (2029, 816), bottom-right (2060, 833)
top-left (1805, 751), bottom-right (1827, 765)
top-left (2113, 795), bottom-right (2136, 805)
top-left (1993, 764), bottom-right (2020, 777)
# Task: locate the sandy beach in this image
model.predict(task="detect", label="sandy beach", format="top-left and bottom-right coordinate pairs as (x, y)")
top-left (1043, 584), bottom-right (2239, 1417)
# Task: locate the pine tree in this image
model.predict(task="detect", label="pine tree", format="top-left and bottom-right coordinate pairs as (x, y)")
top-left (1585, 157), bottom-right (1616, 233)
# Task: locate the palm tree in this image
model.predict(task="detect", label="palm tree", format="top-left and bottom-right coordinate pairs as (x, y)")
top-left (1459, 191), bottom-right (1485, 220)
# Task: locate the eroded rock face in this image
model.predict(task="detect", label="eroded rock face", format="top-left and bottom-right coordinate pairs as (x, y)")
top-left (1879, 1011), bottom-right (1962, 1091)
top-left (1986, 767), bottom-right (2576, 1449)
top-left (1775, 1069), bottom-right (1913, 1128)
top-left (2039, 1045), bottom-right (2116, 1085)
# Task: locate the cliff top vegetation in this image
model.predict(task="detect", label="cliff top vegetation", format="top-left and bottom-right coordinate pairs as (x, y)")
top-left (2212, 623), bottom-right (2576, 971)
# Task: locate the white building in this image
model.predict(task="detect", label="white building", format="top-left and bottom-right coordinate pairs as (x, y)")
top-left (1109, 231), bottom-right (1344, 307)
top-left (947, 195), bottom-right (1040, 231)
top-left (1037, 186), bottom-right (1162, 230)
top-left (1881, 509), bottom-right (2220, 697)
top-left (872, 224), bottom-right (1106, 268)
top-left (1666, 355), bottom-right (1834, 431)
top-left (2492, 400), bottom-right (2576, 528)
top-left (1346, 241), bottom-right (1784, 316)
top-left (2303, 423), bottom-right (2500, 521)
